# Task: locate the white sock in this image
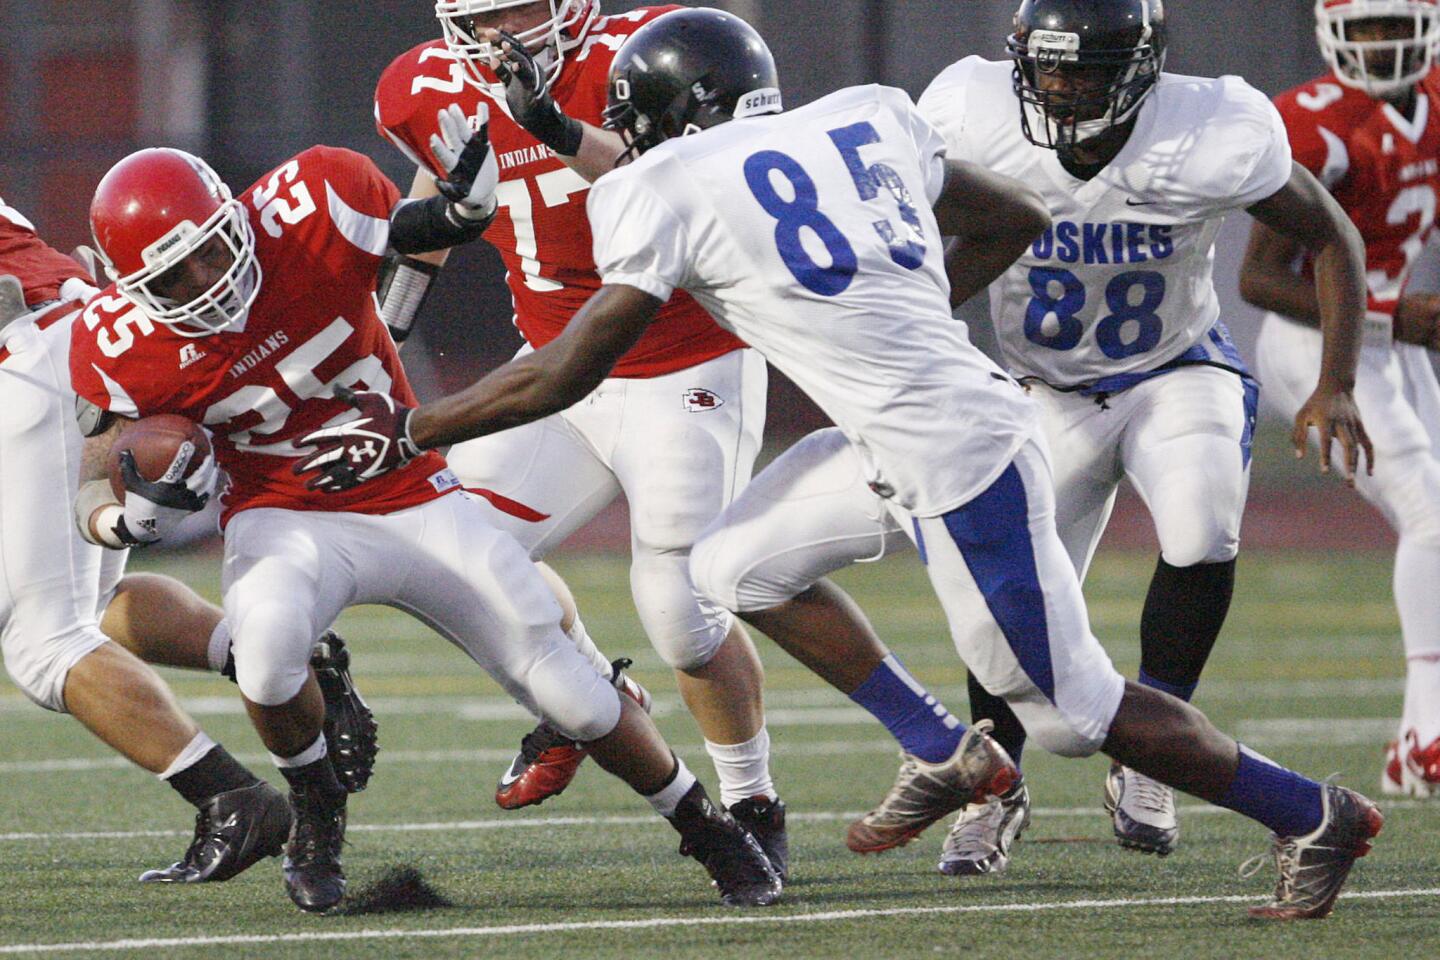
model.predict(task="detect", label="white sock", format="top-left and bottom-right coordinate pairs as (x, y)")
top-left (1395, 537), bottom-right (1440, 743)
top-left (644, 757), bottom-right (698, 818)
top-left (705, 726), bottom-right (777, 808)
top-left (270, 733), bottom-right (327, 769)
top-left (1403, 654), bottom-right (1440, 745)
top-left (158, 731), bottom-right (217, 781)
top-left (567, 615), bottom-right (617, 682)
top-left (206, 620), bottom-right (232, 674)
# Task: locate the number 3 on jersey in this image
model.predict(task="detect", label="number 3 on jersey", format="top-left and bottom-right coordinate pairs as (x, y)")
top-left (743, 120), bottom-right (926, 296)
top-left (1025, 267), bottom-right (1167, 359)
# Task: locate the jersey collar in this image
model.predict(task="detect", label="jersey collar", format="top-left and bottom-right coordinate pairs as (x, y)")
top-left (1383, 91), bottom-right (1429, 144)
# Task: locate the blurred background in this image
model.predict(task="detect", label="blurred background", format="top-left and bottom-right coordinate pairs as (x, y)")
top-left (0, 0), bottom-right (1424, 550)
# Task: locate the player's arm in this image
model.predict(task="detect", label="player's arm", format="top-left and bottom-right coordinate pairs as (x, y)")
top-left (488, 29), bottom-right (625, 181)
top-left (935, 159), bottom-right (1051, 307)
top-left (376, 169), bottom-right (451, 344)
top-left (1244, 161), bottom-right (1373, 482)
top-left (294, 285), bottom-right (661, 491)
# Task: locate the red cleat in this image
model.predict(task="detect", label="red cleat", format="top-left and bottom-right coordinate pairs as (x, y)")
top-left (1245, 784), bottom-right (1384, 920)
top-left (1383, 730), bottom-right (1440, 798)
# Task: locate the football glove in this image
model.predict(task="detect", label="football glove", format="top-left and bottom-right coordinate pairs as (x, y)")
top-left (114, 443), bottom-right (217, 547)
top-left (295, 386), bottom-right (421, 492)
top-left (430, 103), bottom-right (499, 220)
top-left (491, 29), bottom-right (584, 157)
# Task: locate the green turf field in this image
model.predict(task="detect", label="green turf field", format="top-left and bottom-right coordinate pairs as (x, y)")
top-left (0, 548), bottom-right (1434, 958)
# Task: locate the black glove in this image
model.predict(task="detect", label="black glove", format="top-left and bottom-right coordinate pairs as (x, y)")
top-left (492, 29), bottom-right (584, 157)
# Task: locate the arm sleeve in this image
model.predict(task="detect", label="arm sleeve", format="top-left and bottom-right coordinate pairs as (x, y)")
top-left (587, 169), bottom-right (689, 302)
top-left (1227, 91), bottom-right (1296, 209)
top-left (67, 308), bottom-right (141, 419)
top-left (295, 147), bottom-right (402, 280)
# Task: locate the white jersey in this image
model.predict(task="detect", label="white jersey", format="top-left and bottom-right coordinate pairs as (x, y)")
top-left (918, 57), bottom-right (1292, 390)
top-left (588, 84), bottom-right (1037, 517)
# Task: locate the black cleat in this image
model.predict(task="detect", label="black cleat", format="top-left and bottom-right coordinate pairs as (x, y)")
top-left (727, 795), bottom-right (790, 882)
top-left (282, 786), bottom-right (348, 913)
top-left (668, 782), bottom-right (782, 907)
top-left (139, 781), bottom-right (291, 883)
top-left (312, 633), bottom-right (379, 793)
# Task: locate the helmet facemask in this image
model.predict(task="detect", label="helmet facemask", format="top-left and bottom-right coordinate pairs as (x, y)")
top-left (108, 198), bottom-right (262, 338)
top-left (1316, 1), bottom-right (1440, 97)
top-left (1009, 25), bottom-right (1164, 156)
top-left (436, 0), bottom-right (599, 91)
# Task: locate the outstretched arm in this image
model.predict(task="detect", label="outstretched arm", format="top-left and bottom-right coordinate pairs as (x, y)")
top-left (1244, 161), bottom-right (1373, 483)
top-left (935, 159), bottom-right (1051, 308)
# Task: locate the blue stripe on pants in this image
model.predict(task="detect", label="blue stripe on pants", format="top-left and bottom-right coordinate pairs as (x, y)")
top-left (940, 464), bottom-right (1056, 702)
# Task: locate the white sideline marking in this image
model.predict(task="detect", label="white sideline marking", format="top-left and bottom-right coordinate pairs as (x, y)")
top-left (1, 889), bottom-right (1436, 954)
top-left (0, 799), bottom-right (1427, 844)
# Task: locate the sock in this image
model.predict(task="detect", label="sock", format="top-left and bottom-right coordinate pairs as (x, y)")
top-left (967, 671), bottom-right (1026, 767)
top-left (207, 621), bottom-right (232, 675)
top-left (1138, 556), bottom-right (1234, 702)
top-left (1395, 535), bottom-right (1440, 743)
top-left (567, 615), bottom-right (618, 682)
top-left (1217, 744), bottom-right (1325, 837)
top-left (163, 737), bottom-right (258, 807)
top-left (275, 735), bottom-right (345, 800)
top-left (705, 727), bottom-right (776, 808)
top-left (644, 756), bottom-right (698, 818)
top-left (849, 654), bottom-right (963, 763)
top-left (1403, 654), bottom-right (1440, 745)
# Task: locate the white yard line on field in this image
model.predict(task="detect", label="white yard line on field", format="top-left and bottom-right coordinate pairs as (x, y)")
top-left (1, 888), bottom-right (1437, 955)
top-left (0, 799), bottom-right (1427, 844)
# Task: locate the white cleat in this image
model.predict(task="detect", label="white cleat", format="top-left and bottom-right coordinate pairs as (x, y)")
top-left (1104, 763), bottom-right (1178, 856)
top-left (937, 779), bottom-right (1030, 876)
top-left (1381, 732), bottom-right (1440, 798)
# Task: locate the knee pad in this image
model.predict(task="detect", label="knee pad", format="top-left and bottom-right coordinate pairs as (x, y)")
top-left (631, 553), bottom-right (731, 671)
top-left (524, 647), bottom-right (622, 742)
top-left (1010, 702), bottom-right (1105, 758)
top-left (689, 521), bottom-right (806, 614)
top-left (1, 624), bottom-right (109, 713)
top-left (229, 601), bottom-right (315, 707)
top-left (1155, 508), bottom-right (1240, 568)
top-left (1386, 459), bottom-right (1440, 547)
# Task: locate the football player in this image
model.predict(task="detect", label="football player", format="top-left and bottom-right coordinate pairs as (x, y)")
top-left (70, 135), bottom-right (780, 911)
top-left (302, 8), bottom-right (1385, 920)
top-left (372, 0), bottom-right (784, 873)
top-left (0, 201), bottom-right (304, 885)
top-left (1241, 0), bottom-right (1440, 798)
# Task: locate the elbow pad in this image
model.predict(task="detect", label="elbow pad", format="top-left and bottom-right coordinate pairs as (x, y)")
top-left (389, 196), bottom-right (494, 255)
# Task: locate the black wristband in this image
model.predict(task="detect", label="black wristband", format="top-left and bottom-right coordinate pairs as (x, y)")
top-left (389, 196), bottom-right (494, 255)
top-left (524, 103), bottom-right (585, 157)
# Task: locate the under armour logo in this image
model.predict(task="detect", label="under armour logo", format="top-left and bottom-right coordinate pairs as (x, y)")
top-left (351, 441), bottom-right (377, 462)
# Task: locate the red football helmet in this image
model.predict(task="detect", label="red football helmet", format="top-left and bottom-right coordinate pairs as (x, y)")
top-left (1316, 0), bottom-right (1440, 96)
top-left (436, 0), bottom-right (600, 90)
top-left (90, 148), bottom-right (261, 337)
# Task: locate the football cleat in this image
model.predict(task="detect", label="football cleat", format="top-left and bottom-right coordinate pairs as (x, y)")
top-left (938, 778), bottom-right (1031, 876)
top-left (846, 720), bottom-right (1019, 854)
top-left (494, 658), bottom-right (652, 810)
top-left (1243, 783), bottom-right (1384, 920)
top-left (138, 781), bottom-right (291, 883)
top-left (1381, 731), bottom-right (1440, 798)
top-left (1104, 762), bottom-right (1178, 856)
top-left (668, 782), bottom-right (782, 907)
top-left (282, 785), bottom-right (348, 913)
top-left (312, 632), bottom-right (379, 794)
top-left (727, 795), bottom-right (789, 882)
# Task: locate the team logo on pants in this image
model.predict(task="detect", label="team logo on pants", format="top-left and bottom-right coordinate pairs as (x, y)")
top-left (683, 388), bottom-right (724, 412)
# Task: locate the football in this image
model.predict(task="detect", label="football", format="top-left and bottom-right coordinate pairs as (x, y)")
top-left (106, 414), bottom-right (212, 502)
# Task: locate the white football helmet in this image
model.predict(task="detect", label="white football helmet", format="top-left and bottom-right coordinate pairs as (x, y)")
top-left (436, 0), bottom-right (601, 90)
top-left (1316, 0), bottom-right (1440, 97)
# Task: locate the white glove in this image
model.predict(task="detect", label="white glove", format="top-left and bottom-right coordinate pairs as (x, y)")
top-left (430, 103), bottom-right (499, 220)
top-left (112, 442), bottom-right (217, 546)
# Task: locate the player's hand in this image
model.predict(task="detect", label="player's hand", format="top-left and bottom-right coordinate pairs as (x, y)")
top-left (294, 386), bottom-right (421, 493)
top-left (115, 444), bottom-right (217, 546)
top-left (430, 103), bottom-right (499, 219)
top-left (485, 28), bottom-right (584, 157)
top-left (1291, 382), bottom-right (1374, 487)
top-left (1393, 293), bottom-right (1440, 351)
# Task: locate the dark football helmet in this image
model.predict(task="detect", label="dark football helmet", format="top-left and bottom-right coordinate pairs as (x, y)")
top-left (602, 8), bottom-right (781, 165)
top-left (1007, 0), bottom-right (1167, 154)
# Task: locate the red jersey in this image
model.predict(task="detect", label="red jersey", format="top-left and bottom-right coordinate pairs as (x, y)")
top-left (70, 146), bottom-right (455, 526)
top-left (1275, 70), bottom-right (1440, 315)
top-left (374, 6), bottom-right (745, 378)
top-left (0, 198), bottom-right (91, 306)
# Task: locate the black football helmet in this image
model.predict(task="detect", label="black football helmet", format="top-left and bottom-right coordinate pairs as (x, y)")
top-left (1007, 0), bottom-right (1167, 154)
top-left (602, 8), bottom-right (781, 165)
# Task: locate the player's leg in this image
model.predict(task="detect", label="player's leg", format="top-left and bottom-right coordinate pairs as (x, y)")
top-left (445, 411), bottom-right (650, 807)
top-left (1260, 320), bottom-right (1440, 796)
top-left (603, 350), bottom-right (791, 869)
top-left (917, 437), bottom-right (1381, 919)
top-left (1103, 366), bottom-right (1257, 853)
top-left (0, 316), bottom-right (284, 884)
top-left (383, 492), bottom-right (780, 906)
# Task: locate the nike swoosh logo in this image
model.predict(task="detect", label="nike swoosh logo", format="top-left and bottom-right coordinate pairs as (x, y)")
top-left (497, 767), bottom-right (524, 788)
top-left (1125, 199), bottom-right (1157, 207)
